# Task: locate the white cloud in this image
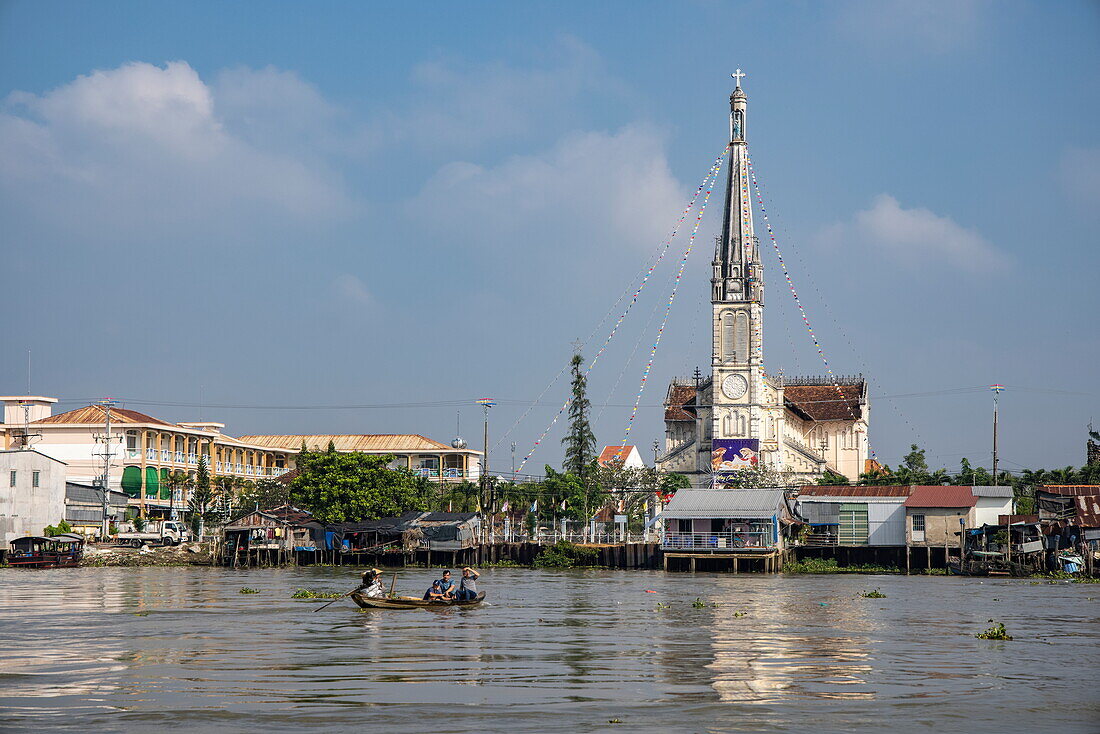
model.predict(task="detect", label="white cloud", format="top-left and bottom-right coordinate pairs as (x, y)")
top-left (819, 194), bottom-right (1007, 271)
top-left (378, 37), bottom-right (626, 153)
top-left (834, 0), bottom-right (989, 53)
top-left (333, 273), bottom-right (375, 310)
top-left (0, 61), bottom-right (352, 242)
top-left (411, 125), bottom-right (683, 261)
top-left (1060, 146), bottom-right (1100, 214)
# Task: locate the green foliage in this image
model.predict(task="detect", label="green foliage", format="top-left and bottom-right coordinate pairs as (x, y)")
top-left (188, 456), bottom-right (214, 539)
top-left (291, 588), bottom-right (342, 599)
top-left (562, 352), bottom-right (597, 479)
top-left (859, 589), bottom-right (887, 598)
top-left (531, 540), bottom-right (598, 568)
top-left (976, 620), bottom-right (1012, 640)
top-left (691, 597), bottom-right (718, 608)
top-left (236, 477), bottom-right (287, 513)
top-left (542, 467), bottom-right (608, 522)
top-left (238, 587), bottom-right (260, 594)
top-left (816, 469), bottom-right (849, 486)
top-left (43, 519), bottom-right (73, 537)
top-left (289, 446), bottom-right (429, 523)
top-left (133, 515), bottom-right (147, 532)
top-left (439, 480), bottom-right (480, 513)
top-left (784, 557), bottom-right (900, 575)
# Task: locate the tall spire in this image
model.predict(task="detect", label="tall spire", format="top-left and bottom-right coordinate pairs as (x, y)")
top-left (712, 71), bottom-right (762, 305)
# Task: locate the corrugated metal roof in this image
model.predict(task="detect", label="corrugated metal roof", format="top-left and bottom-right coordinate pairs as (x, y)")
top-left (34, 405), bottom-right (175, 426)
top-left (238, 434), bottom-right (475, 453)
top-left (904, 486), bottom-right (976, 508)
top-left (798, 485), bottom-right (910, 498)
top-left (972, 485), bottom-right (1014, 498)
top-left (1039, 485), bottom-right (1100, 496)
top-left (663, 489), bottom-right (787, 519)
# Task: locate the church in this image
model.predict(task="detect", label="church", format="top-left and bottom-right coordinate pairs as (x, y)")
top-left (657, 74), bottom-right (870, 487)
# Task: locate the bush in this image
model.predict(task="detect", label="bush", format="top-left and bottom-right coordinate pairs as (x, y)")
top-left (43, 519), bottom-right (73, 537)
top-left (532, 541), bottom-right (598, 569)
top-left (784, 557), bottom-right (900, 575)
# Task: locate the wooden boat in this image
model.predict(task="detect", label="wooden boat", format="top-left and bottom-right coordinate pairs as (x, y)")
top-left (7, 534), bottom-right (84, 568)
top-left (351, 591), bottom-right (486, 610)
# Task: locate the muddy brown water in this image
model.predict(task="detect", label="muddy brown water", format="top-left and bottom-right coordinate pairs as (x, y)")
top-left (0, 566), bottom-right (1096, 733)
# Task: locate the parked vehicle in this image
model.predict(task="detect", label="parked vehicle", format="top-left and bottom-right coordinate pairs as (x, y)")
top-left (116, 520), bottom-right (191, 547)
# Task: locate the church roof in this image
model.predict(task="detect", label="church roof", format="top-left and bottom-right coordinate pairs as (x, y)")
top-left (784, 381), bottom-right (865, 422)
top-left (665, 384), bottom-right (697, 421)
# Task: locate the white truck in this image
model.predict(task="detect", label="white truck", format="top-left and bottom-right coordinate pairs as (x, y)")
top-left (116, 520), bottom-right (191, 548)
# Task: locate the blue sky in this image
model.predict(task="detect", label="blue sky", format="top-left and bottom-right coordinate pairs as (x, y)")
top-left (1, 0), bottom-right (1097, 475)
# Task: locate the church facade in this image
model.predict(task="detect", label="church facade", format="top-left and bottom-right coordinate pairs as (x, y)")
top-left (657, 76), bottom-right (870, 486)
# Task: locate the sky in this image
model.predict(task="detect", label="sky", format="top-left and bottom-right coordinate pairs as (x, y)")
top-left (1, 0), bottom-right (1098, 476)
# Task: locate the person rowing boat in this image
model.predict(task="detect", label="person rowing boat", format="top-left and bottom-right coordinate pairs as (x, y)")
top-left (360, 568), bottom-right (385, 599)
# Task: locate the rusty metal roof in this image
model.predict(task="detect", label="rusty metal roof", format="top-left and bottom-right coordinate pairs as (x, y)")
top-left (1040, 486), bottom-right (1100, 527)
top-left (238, 434), bottom-right (473, 453)
top-left (783, 382), bottom-right (865, 422)
top-left (904, 486), bottom-right (976, 508)
top-left (798, 485), bottom-right (910, 498)
top-left (33, 404), bottom-right (175, 426)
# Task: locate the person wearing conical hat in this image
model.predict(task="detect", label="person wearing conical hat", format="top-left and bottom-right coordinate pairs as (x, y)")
top-left (360, 568), bottom-right (385, 598)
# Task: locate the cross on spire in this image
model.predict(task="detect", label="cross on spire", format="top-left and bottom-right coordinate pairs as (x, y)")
top-left (732, 69), bottom-right (746, 88)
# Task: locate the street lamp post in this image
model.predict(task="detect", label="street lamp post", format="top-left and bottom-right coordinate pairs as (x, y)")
top-left (476, 398), bottom-right (495, 541)
top-left (991, 385), bottom-right (1004, 485)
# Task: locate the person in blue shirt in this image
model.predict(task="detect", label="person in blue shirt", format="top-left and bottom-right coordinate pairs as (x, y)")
top-left (423, 580), bottom-right (445, 601)
top-left (435, 570), bottom-right (456, 599)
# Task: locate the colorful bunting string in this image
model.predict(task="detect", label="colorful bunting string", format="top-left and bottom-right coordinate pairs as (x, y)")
top-left (613, 151), bottom-right (727, 460)
top-left (746, 151), bottom-right (860, 425)
top-left (516, 146), bottom-right (731, 474)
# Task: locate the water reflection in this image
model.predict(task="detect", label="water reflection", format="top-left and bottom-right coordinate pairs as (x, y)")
top-left (0, 567), bottom-right (1097, 733)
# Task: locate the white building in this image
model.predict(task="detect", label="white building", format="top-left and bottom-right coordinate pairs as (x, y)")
top-left (658, 76), bottom-right (870, 486)
top-left (796, 485), bottom-right (909, 547)
top-left (597, 445), bottom-right (646, 469)
top-left (972, 485), bottom-right (1015, 526)
top-left (0, 449), bottom-right (68, 544)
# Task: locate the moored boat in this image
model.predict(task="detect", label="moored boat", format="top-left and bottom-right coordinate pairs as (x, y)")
top-left (7, 534), bottom-right (85, 568)
top-left (351, 591), bottom-right (485, 610)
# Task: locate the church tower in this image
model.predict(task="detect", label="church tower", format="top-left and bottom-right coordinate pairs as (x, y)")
top-left (709, 71), bottom-right (782, 469)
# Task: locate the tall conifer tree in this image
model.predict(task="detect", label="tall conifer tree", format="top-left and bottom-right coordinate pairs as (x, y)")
top-left (562, 352), bottom-right (597, 478)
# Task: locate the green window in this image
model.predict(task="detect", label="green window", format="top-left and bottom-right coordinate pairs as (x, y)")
top-left (144, 467), bottom-right (161, 499)
top-left (121, 466), bottom-right (142, 498)
top-left (838, 503), bottom-right (869, 545)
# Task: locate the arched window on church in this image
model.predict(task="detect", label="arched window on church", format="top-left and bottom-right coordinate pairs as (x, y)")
top-left (721, 312), bottom-right (735, 362)
top-left (736, 411), bottom-right (747, 436)
top-left (736, 312), bottom-right (749, 364)
top-left (722, 412), bottom-right (732, 436)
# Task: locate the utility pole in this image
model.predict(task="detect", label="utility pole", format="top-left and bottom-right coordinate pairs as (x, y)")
top-left (477, 398), bottom-right (495, 539)
top-left (511, 441), bottom-right (516, 483)
top-left (93, 399), bottom-right (119, 540)
top-left (991, 385), bottom-right (1004, 485)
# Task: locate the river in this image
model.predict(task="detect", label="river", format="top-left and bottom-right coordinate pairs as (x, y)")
top-left (0, 566), bottom-right (1096, 733)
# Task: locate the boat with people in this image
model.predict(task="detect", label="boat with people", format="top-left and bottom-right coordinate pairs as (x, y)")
top-left (7, 534), bottom-right (85, 568)
top-left (351, 591), bottom-right (486, 610)
top-left (349, 566), bottom-right (485, 610)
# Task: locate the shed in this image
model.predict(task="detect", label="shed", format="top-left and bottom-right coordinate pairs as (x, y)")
top-left (904, 486), bottom-right (976, 546)
top-left (796, 485), bottom-right (909, 546)
top-left (661, 489), bottom-right (798, 551)
top-left (223, 505), bottom-right (321, 551)
top-left (971, 486), bottom-right (1015, 526)
top-left (416, 512), bottom-right (481, 551)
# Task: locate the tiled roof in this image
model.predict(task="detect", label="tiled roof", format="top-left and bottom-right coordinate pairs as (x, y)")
top-left (784, 382), bottom-right (864, 422)
top-left (33, 404), bottom-right (175, 426)
top-left (798, 485), bottom-right (910, 498)
top-left (238, 434), bottom-right (467, 453)
top-left (665, 384), bottom-right (696, 421)
top-left (598, 445), bottom-right (636, 465)
top-left (904, 486), bottom-right (976, 508)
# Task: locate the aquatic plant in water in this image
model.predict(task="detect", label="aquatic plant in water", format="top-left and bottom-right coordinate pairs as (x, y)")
top-left (859, 589), bottom-right (886, 598)
top-left (239, 587), bottom-right (260, 594)
top-left (976, 620), bottom-right (1012, 640)
top-left (292, 588), bottom-right (342, 599)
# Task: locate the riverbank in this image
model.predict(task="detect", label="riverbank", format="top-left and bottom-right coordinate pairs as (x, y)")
top-left (77, 543), bottom-right (215, 567)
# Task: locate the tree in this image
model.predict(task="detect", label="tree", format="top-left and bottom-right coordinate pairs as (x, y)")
top-left (902, 444), bottom-right (929, 475)
top-left (234, 477), bottom-right (288, 514)
top-left (712, 463), bottom-right (797, 489)
top-left (562, 352), bottom-right (597, 479)
top-left (188, 456), bottom-right (214, 539)
top-left (289, 446), bottom-right (428, 523)
top-left (165, 470), bottom-right (192, 517)
top-left (816, 469), bottom-right (849, 486)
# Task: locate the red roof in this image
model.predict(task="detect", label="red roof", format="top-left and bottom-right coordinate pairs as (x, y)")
top-left (1040, 486), bottom-right (1100, 527)
top-left (904, 486), bottom-right (976, 508)
top-left (1039, 485), bottom-right (1100, 496)
top-left (784, 382), bottom-right (864, 422)
top-left (598, 445), bottom-right (636, 465)
top-left (665, 384), bottom-right (696, 421)
top-left (799, 485), bottom-right (910, 498)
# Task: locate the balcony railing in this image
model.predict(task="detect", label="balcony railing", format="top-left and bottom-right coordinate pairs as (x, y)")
top-left (175, 451), bottom-right (185, 463)
top-left (187, 453), bottom-right (198, 465)
top-left (661, 530), bottom-right (775, 550)
top-left (147, 448), bottom-right (158, 461)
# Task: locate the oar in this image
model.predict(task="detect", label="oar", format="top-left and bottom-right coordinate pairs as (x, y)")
top-left (389, 572), bottom-right (397, 598)
top-left (313, 585), bottom-right (363, 612)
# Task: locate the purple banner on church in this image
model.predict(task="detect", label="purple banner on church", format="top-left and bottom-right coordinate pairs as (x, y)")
top-left (710, 439), bottom-right (760, 473)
